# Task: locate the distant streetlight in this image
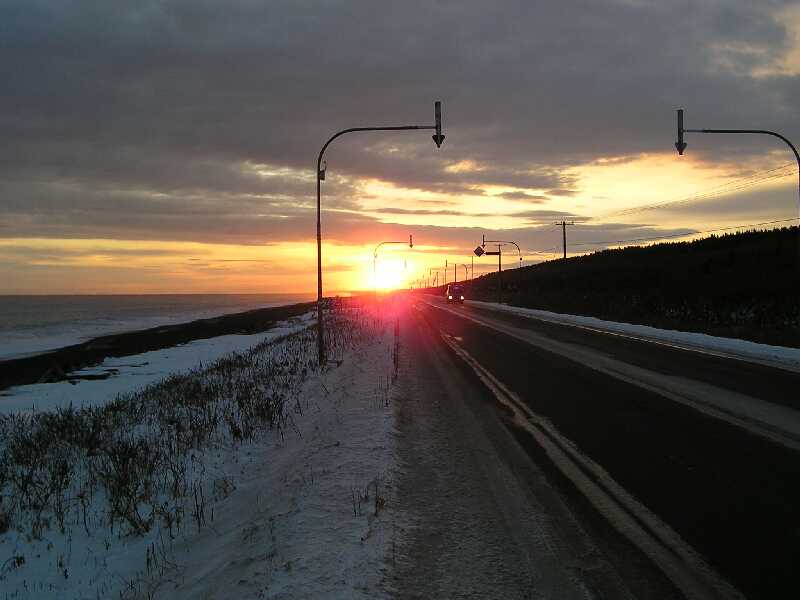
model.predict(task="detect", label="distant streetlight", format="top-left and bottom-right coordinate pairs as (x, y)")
top-left (483, 235), bottom-right (523, 267)
top-left (675, 108), bottom-right (800, 222)
top-left (374, 235), bottom-right (413, 288)
top-left (429, 267), bottom-right (441, 288)
top-left (444, 259), bottom-right (460, 283)
top-left (461, 263), bottom-right (469, 280)
top-left (316, 102), bottom-right (444, 365)
top-left (476, 236), bottom-right (523, 304)
top-left (475, 243), bottom-right (502, 303)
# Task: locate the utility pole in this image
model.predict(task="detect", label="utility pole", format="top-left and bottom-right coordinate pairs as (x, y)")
top-left (444, 260), bottom-right (448, 286)
top-left (453, 262), bottom-right (457, 283)
top-left (556, 220), bottom-right (575, 259)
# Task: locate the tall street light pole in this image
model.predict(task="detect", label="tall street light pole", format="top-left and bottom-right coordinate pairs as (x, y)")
top-left (373, 235), bottom-right (413, 288)
top-left (675, 108), bottom-right (800, 225)
top-left (316, 102), bottom-right (444, 366)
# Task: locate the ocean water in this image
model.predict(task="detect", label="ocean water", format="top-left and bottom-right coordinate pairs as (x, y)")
top-left (0, 294), bottom-right (314, 361)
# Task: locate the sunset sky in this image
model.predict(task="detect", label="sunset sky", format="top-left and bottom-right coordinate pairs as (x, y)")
top-left (1, 1), bottom-right (799, 294)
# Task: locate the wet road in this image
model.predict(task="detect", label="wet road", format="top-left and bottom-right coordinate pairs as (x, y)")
top-left (391, 296), bottom-right (800, 599)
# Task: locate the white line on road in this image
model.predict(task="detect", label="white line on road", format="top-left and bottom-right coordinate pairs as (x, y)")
top-left (440, 331), bottom-right (744, 600)
top-left (425, 299), bottom-right (800, 452)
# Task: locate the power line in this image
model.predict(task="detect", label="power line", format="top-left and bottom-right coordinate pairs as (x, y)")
top-left (570, 217), bottom-right (799, 248)
top-left (598, 165), bottom-right (794, 219)
top-left (593, 163), bottom-right (795, 220)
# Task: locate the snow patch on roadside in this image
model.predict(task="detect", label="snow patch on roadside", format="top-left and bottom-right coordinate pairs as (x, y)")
top-left (468, 300), bottom-right (800, 371)
top-left (162, 340), bottom-right (396, 599)
top-left (0, 313), bottom-right (315, 415)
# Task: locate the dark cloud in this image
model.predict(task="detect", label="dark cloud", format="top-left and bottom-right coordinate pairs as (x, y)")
top-left (546, 188), bottom-right (578, 197)
top-left (369, 207), bottom-right (497, 218)
top-left (0, 0), bottom-right (797, 248)
top-left (495, 191), bottom-right (547, 202)
top-left (510, 210), bottom-right (589, 224)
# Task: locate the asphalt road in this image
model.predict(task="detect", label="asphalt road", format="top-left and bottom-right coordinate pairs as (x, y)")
top-left (390, 300), bottom-right (676, 599)
top-left (393, 295), bottom-right (800, 599)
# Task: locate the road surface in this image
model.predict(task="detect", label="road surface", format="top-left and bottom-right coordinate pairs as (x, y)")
top-left (388, 295), bottom-right (800, 599)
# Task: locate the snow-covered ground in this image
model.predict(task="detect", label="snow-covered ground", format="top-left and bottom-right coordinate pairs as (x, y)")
top-left (468, 300), bottom-right (800, 372)
top-left (0, 305), bottom-right (400, 599)
top-left (0, 313), bottom-right (314, 415)
top-left (160, 339), bottom-right (396, 600)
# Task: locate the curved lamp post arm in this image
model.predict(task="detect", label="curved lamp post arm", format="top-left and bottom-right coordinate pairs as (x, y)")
top-left (318, 126), bottom-right (431, 176)
top-left (483, 239), bottom-right (523, 267)
top-left (373, 239), bottom-right (412, 259)
top-left (683, 128), bottom-right (799, 167)
top-left (690, 130), bottom-right (800, 223)
top-left (676, 110), bottom-right (800, 226)
top-left (373, 238), bottom-right (414, 286)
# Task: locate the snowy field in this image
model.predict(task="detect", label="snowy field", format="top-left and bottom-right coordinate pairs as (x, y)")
top-left (468, 300), bottom-right (800, 372)
top-left (0, 301), bottom-right (400, 599)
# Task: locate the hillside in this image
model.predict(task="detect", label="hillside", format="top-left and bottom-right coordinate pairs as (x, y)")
top-left (455, 226), bottom-right (799, 347)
